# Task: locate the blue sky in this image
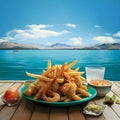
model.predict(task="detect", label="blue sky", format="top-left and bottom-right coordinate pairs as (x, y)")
top-left (0, 0), bottom-right (120, 46)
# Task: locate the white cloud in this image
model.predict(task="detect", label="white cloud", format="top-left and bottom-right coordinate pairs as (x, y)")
top-left (93, 36), bottom-right (116, 43)
top-left (94, 25), bottom-right (101, 28)
top-left (0, 24), bottom-right (69, 42)
top-left (69, 37), bottom-right (83, 45)
top-left (0, 39), bottom-right (9, 43)
top-left (64, 23), bottom-right (77, 28)
top-left (113, 31), bottom-right (120, 37)
top-left (26, 24), bottom-right (53, 29)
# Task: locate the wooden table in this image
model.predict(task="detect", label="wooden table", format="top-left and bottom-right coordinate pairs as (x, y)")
top-left (0, 81), bottom-right (120, 120)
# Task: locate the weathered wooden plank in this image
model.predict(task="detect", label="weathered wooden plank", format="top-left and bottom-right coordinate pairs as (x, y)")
top-left (103, 105), bottom-right (120, 120)
top-left (68, 106), bottom-right (85, 120)
top-left (94, 96), bottom-right (120, 120)
top-left (0, 83), bottom-right (14, 94)
top-left (114, 82), bottom-right (120, 88)
top-left (31, 104), bottom-right (50, 120)
top-left (0, 83), bottom-right (6, 87)
top-left (111, 83), bottom-right (120, 97)
top-left (0, 104), bottom-right (20, 120)
top-left (0, 80), bottom-right (26, 83)
top-left (0, 104), bottom-right (5, 111)
top-left (11, 98), bottom-right (35, 120)
top-left (50, 107), bottom-right (68, 120)
top-left (10, 82), bottom-right (23, 90)
top-left (106, 91), bottom-right (120, 118)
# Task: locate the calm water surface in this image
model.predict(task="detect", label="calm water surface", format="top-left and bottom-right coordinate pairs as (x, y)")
top-left (0, 50), bottom-right (120, 81)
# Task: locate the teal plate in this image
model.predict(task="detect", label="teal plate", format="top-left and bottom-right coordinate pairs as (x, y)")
top-left (20, 85), bottom-right (97, 107)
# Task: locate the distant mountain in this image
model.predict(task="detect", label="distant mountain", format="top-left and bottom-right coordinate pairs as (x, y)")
top-left (0, 42), bottom-right (40, 50)
top-left (96, 43), bottom-right (120, 49)
top-left (50, 43), bottom-right (70, 48)
top-left (83, 43), bottom-right (120, 50)
top-left (0, 41), bottom-right (120, 50)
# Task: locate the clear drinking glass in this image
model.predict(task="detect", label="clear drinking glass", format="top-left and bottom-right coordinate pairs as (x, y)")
top-left (85, 66), bottom-right (105, 83)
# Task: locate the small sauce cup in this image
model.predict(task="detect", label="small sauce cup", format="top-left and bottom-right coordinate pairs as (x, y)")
top-left (89, 80), bottom-right (112, 97)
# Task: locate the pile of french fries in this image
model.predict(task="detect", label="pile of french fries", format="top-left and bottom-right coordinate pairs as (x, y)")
top-left (23, 60), bottom-right (90, 102)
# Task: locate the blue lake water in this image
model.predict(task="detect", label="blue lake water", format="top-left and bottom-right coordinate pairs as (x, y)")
top-left (0, 50), bottom-right (120, 81)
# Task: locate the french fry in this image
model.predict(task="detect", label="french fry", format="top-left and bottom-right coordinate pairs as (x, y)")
top-left (79, 76), bottom-right (87, 82)
top-left (77, 88), bottom-right (90, 97)
top-left (81, 85), bottom-right (87, 90)
top-left (34, 88), bottom-right (44, 100)
top-left (74, 67), bottom-right (80, 71)
top-left (56, 65), bottom-right (62, 77)
top-left (47, 72), bottom-right (53, 78)
top-left (68, 72), bottom-right (84, 76)
top-left (63, 63), bottom-right (69, 72)
top-left (47, 59), bottom-right (51, 70)
top-left (68, 59), bottom-right (78, 68)
top-left (70, 77), bottom-right (75, 81)
top-left (26, 72), bottom-right (52, 82)
top-left (63, 72), bottom-right (71, 80)
top-left (53, 66), bottom-right (56, 77)
top-left (42, 66), bottom-right (55, 76)
top-left (74, 76), bottom-right (82, 87)
top-left (56, 78), bottom-right (64, 83)
top-left (59, 96), bottom-right (67, 101)
top-left (64, 97), bottom-right (71, 102)
top-left (23, 83), bottom-right (36, 96)
top-left (26, 72), bottom-right (63, 83)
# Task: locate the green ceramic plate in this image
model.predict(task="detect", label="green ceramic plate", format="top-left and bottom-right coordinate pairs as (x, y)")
top-left (20, 85), bottom-right (97, 107)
